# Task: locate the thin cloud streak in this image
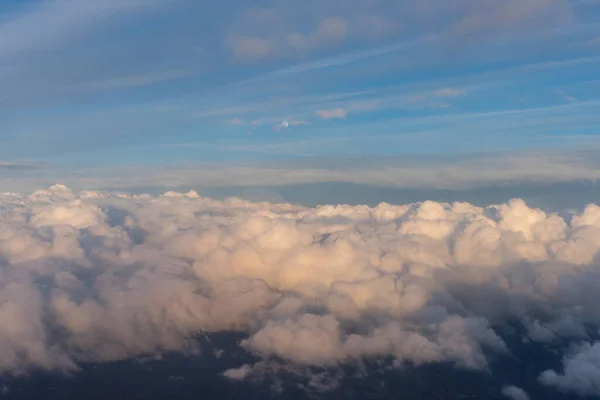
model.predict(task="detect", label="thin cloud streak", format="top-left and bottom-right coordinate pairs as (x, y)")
top-left (3, 149), bottom-right (600, 192)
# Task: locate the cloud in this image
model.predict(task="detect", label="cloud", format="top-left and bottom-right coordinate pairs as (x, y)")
top-left (227, 14), bottom-right (353, 60)
top-left (275, 119), bottom-right (311, 130)
top-left (435, 87), bottom-right (467, 98)
top-left (224, 0), bottom-right (573, 61)
top-left (10, 149), bottom-right (599, 193)
top-left (447, 0), bottom-right (573, 39)
top-left (349, 100), bottom-right (379, 111)
top-left (316, 108), bottom-right (346, 119)
top-left (400, 87), bottom-right (466, 109)
top-left (501, 385), bottom-right (530, 400)
top-left (223, 364), bottom-right (253, 380)
top-left (0, 183), bottom-right (600, 392)
top-left (229, 117), bottom-right (243, 125)
top-left (355, 15), bottom-right (395, 39)
top-left (539, 342), bottom-right (600, 396)
top-left (583, 35), bottom-right (600, 47)
top-left (70, 70), bottom-right (192, 92)
top-left (226, 36), bottom-right (275, 61)
top-left (0, 161), bottom-right (38, 171)
top-left (290, 120), bottom-right (311, 126)
top-left (275, 120), bottom-right (290, 129)
top-left (0, 0), bottom-right (165, 57)
top-left (0, 0), bottom-right (208, 108)
top-left (563, 94), bottom-right (579, 103)
top-left (311, 17), bottom-right (348, 47)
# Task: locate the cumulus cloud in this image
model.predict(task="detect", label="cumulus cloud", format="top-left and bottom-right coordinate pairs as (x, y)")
top-left (539, 342), bottom-right (600, 396)
top-left (1, 184), bottom-right (600, 392)
top-left (501, 385), bottom-right (530, 400)
top-left (223, 364), bottom-right (253, 380)
top-left (316, 108), bottom-right (346, 119)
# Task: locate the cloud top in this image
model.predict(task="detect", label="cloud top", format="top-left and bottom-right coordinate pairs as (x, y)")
top-left (0, 185), bottom-right (600, 396)
top-left (501, 385), bottom-right (530, 400)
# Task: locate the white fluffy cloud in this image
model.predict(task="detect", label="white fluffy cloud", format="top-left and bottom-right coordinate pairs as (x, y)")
top-left (0, 184), bottom-right (600, 390)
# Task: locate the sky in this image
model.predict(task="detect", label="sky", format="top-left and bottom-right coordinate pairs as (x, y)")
top-left (0, 0), bottom-right (599, 193)
top-left (3, 3), bottom-right (600, 399)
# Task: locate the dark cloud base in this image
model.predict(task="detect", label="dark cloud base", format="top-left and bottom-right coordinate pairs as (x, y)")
top-left (0, 328), bottom-right (595, 400)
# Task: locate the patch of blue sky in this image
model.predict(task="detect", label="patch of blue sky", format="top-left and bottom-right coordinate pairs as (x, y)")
top-left (0, 0), bottom-right (599, 179)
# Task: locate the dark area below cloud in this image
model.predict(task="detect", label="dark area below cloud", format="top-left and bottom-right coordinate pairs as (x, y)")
top-left (0, 328), bottom-right (596, 400)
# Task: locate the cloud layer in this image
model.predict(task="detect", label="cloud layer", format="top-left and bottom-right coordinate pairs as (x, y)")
top-left (1, 185), bottom-right (600, 395)
top-left (4, 150), bottom-right (600, 194)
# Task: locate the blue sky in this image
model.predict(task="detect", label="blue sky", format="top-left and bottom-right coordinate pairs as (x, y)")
top-left (0, 0), bottom-right (600, 191)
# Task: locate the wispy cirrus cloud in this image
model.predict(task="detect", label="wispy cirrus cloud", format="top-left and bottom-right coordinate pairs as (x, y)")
top-left (0, 161), bottom-right (39, 171)
top-left (224, 3), bottom-right (400, 61)
top-left (223, 0), bottom-right (576, 61)
top-left (435, 87), bottom-right (466, 98)
top-left (67, 70), bottom-right (193, 92)
top-left (0, 0), bottom-right (598, 178)
top-left (316, 108), bottom-right (346, 119)
top-left (290, 120), bottom-right (311, 126)
top-left (0, 0), bottom-right (166, 58)
top-left (3, 147), bottom-right (600, 193)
